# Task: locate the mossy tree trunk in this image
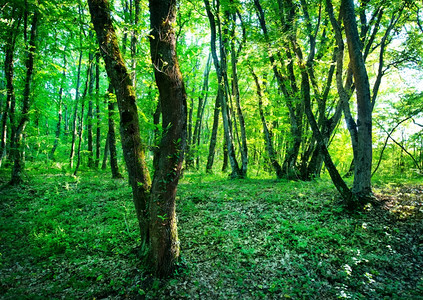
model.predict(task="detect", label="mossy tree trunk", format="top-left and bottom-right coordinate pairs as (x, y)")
top-left (88, 0), bottom-right (151, 251)
top-left (149, 0), bottom-right (187, 277)
top-left (89, 0), bottom-right (186, 277)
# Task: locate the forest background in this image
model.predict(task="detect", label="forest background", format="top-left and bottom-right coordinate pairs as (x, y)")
top-left (0, 0), bottom-right (422, 298)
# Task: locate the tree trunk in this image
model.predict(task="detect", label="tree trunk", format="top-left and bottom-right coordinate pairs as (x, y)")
top-left (206, 94), bottom-right (220, 173)
top-left (185, 82), bottom-right (195, 169)
top-left (149, 0), bottom-right (187, 277)
top-left (254, 0), bottom-right (302, 179)
top-left (70, 49), bottom-right (83, 169)
top-left (101, 133), bottom-right (109, 170)
top-left (88, 0), bottom-right (151, 253)
top-left (87, 40), bottom-right (95, 168)
top-left (342, 0), bottom-right (373, 199)
top-left (95, 54), bottom-right (101, 168)
top-left (193, 53), bottom-right (212, 169)
top-left (131, 0), bottom-right (140, 87)
top-left (204, 0), bottom-right (241, 178)
top-left (106, 84), bottom-right (122, 179)
top-left (10, 10), bottom-right (38, 185)
top-left (74, 65), bottom-right (91, 176)
top-left (51, 50), bottom-right (66, 160)
top-left (1, 30), bottom-right (17, 167)
top-left (250, 66), bottom-right (283, 178)
top-left (302, 66), bottom-right (353, 203)
top-left (230, 19), bottom-right (248, 177)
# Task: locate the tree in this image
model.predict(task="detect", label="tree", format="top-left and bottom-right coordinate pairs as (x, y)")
top-left (88, 0), bottom-right (186, 277)
top-left (87, 0), bottom-right (152, 264)
top-left (10, 5), bottom-right (38, 185)
top-left (148, 0), bottom-right (187, 275)
top-left (342, 0), bottom-right (373, 199)
top-left (204, 0), bottom-right (242, 178)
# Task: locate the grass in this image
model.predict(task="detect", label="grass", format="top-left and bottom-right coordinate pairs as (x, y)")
top-left (0, 167), bottom-right (422, 299)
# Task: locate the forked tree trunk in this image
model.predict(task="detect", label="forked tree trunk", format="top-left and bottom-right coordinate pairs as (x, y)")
top-left (302, 67), bottom-right (353, 203)
top-left (149, 0), bottom-right (187, 277)
top-left (254, 0), bottom-right (302, 179)
top-left (230, 33), bottom-right (248, 177)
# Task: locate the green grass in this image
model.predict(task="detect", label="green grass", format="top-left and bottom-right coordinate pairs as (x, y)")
top-left (0, 168), bottom-right (422, 299)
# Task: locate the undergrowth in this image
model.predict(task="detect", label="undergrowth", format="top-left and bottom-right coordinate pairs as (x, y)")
top-left (0, 168), bottom-right (422, 299)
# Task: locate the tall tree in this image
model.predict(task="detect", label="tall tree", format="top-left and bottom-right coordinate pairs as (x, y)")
top-left (106, 84), bottom-right (122, 179)
top-left (87, 32), bottom-right (95, 168)
top-left (10, 7), bottom-right (38, 185)
top-left (342, 0), bottom-right (373, 199)
top-left (88, 0), bottom-right (187, 277)
top-left (50, 49), bottom-right (67, 160)
top-left (149, 0), bottom-right (187, 276)
top-left (204, 0), bottom-right (242, 178)
top-left (1, 7), bottom-right (21, 167)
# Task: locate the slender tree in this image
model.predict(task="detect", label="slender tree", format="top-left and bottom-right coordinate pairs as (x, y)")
top-left (10, 8), bottom-right (38, 185)
top-left (342, 0), bottom-right (373, 199)
top-left (106, 84), bottom-right (122, 179)
top-left (1, 9), bottom-right (21, 167)
top-left (50, 49), bottom-right (67, 159)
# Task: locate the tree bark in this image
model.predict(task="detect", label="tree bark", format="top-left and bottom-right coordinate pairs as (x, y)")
top-left (149, 0), bottom-right (187, 277)
top-left (342, 0), bottom-right (373, 199)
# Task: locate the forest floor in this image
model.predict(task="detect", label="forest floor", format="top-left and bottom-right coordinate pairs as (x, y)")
top-left (0, 167), bottom-right (422, 299)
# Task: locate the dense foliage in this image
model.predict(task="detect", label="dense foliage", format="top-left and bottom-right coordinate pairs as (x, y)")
top-left (1, 0), bottom-right (422, 295)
